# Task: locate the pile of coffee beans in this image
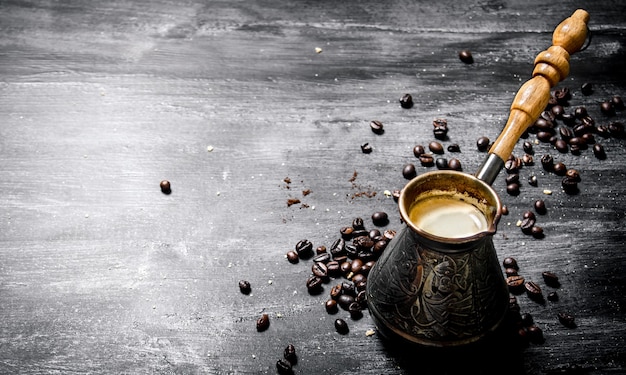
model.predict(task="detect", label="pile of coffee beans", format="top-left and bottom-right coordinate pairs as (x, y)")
top-left (408, 118), bottom-right (463, 174)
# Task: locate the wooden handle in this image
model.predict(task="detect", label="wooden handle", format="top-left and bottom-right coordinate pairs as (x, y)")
top-left (488, 9), bottom-right (590, 161)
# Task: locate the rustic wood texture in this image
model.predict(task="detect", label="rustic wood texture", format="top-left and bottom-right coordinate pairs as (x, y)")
top-left (1, 1), bottom-right (625, 374)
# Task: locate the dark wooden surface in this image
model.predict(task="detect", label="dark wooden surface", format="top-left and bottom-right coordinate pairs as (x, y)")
top-left (1, 1), bottom-right (626, 374)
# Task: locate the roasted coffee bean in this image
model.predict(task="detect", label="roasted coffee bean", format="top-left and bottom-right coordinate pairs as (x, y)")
top-left (600, 100), bottom-right (616, 116)
top-left (521, 312), bottom-right (534, 326)
top-left (350, 259), bottom-right (364, 274)
top-left (360, 143), bottom-right (373, 154)
top-left (327, 261), bottom-right (341, 277)
top-left (402, 163), bottom-right (417, 179)
top-left (551, 104), bottom-right (565, 119)
top-left (523, 211), bottom-right (536, 220)
top-left (554, 87), bottom-right (571, 104)
top-left (330, 238), bottom-right (346, 257)
top-left (569, 137), bottom-right (587, 151)
top-left (504, 159), bottom-right (519, 174)
top-left (520, 217), bottom-right (535, 235)
top-left (352, 272), bottom-right (366, 284)
top-left (340, 261), bottom-right (352, 275)
top-left (315, 245), bottom-right (327, 255)
top-left (351, 229), bottom-right (368, 238)
top-left (276, 359), bottom-right (293, 375)
top-left (505, 268), bottom-right (518, 277)
top-left (505, 174), bottom-right (520, 185)
top-left (557, 312), bottom-right (577, 328)
top-left (354, 279), bottom-right (367, 292)
top-left (447, 143), bottom-right (461, 152)
top-left (596, 124), bottom-right (611, 138)
top-left (559, 126), bottom-right (573, 141)
top-left (391, 189), bottom-right (401, 202)
top-left (573, 123), bottom-right (592, 137)
top-left (476, 136), bottom-right (490, 152)
top-left (295, 239), bottom-right (313, 258)
top-left (447, 158), bottom-right (462, 171)
top-left (613, 95), bottom-right (625, 110)
top-left (306, 276), bottom-right (323, 294)
top-left (459, 49), bottom-right (473, 64)
top-left (541, 110), bottom-right (556, 123)
top-left (339, 226), bottom-right (354, 240)
top-left (335, 318), bottom-right (349, 334)
top-left (159, 180), bottom-right (171, 194)
top-left (534, 199), bottom-right (547, 215)
top-left (341, 280), bottom-right (356, 296)
top-left (547, 291), bottom-right (559, 302)
top-left (581, 82), bottom-right (593, 96)
top-left (542, 271), bottom-right (560, 287)
top-left (550, 136), bottom-right (559, 145)
top-left (593, 143), bottom-right (607, 159)
top-left (372, 211), bottom-right (389, 226)
top-left (609, 121), bottom-right (625, 138)
top-left (350, 217), bottom-right (364, 230)
top-left (400, 93), bottom-right (413, 109)
top-left (325, 299), bottom-right (338, 314)
top-left (368, 229), bottom-right (381, 239)
top-left (284, 344), bottom-right (297, 364)
top-left (507, 183), bottom-right (520, 196)
top-left (435, 158), bottom-right (448, 170)
top-left (528, 175), bottom-right (538, 186)
top-left (502, 205), bottom-right (509, 215)
top-left (338, 294), bottom-right (355, 310)
top-left (370, 120), bottom-right (384, 134)
top-left (433, 119), bottom-right (448, 140)
top-left (419, 154), bottom-right (434, 167)
top-left (356, 290), bottom-right (367, 305)
top-left (525, 281), bottom-right (544, 301)
top-left (503, 257), bottom-right (519, 270)
top-left (312, 262), bottom-right (329, 279)
top-left (553, 162), bottom-right (567, 176)
top-left (537, 131), bottom-right (553, 143)
top-left (561, 177), bottom-right (579, 194)
top-left (531, 226), bottom-right (544, 239)
top-left (429, 141), bottom-right (444, 154)
top-left (522, 154), bottom-right (534, 166)
top-left (313, 253), bottom-right (331, 264)
top-left (522, 141), bottom-right (534, 154)
top-left (509, 295), bottom-right (520, 313)
top-left (256, 313), bottom-right (270, 332)
top-left (540, 154), bottom-right (554, 171)
top-left (348, 302), bottom-right (364, 319)
top-left (581, 133), bottom-right (595, 145)
top-left (286, 251), bottom-right (299, 264)
top-left (581, 115), bottom-right (595, 127)
top-left (239, 280), bottom-right (251, 295)
top-left (361, 261), bottom-right (376, 276)
top-left (372, 240), bottom-right (388, 255)
top-left (329, 283), bottom-right (343, 300)
top-left (574, 106), bottom-right (587, 119)
top-left (565, 169), bottom-right (581, 182)
top-left (528, 325), bottom-right (545, 344)
top-left (413, 145), bottom-right (426, 157)
top-left (383, 230), bottom-right (396, 241)
top-left (554, 139), bottom-right (568, 153)
top-left (507, 275), bottom-right (526, 294)
top-left (562, 113), bottom-right (576, 126)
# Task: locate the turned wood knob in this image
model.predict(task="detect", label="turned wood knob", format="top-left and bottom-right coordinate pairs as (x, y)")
top-left (488, 9), bottom-right (589, 162)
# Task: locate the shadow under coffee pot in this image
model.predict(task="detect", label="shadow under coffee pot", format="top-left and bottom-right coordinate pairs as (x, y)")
top-left (366, 9), bottom-right (590, 347)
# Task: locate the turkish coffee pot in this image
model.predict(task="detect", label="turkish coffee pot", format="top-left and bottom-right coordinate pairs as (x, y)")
top-left (366, 9), bottom-right (590, 347)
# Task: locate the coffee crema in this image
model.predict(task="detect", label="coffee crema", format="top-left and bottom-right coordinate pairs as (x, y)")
top-left (408, 196), bottom-right (489, 238)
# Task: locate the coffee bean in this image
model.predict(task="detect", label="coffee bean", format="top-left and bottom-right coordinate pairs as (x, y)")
top-left (581, 82), bottom-right (593, 96)
top-left (435, 158), bottom-right (448, 170)
top-left (523, 211), bottom-right (536, 220)
top-left (340, 261), bottom-right (352, 275)
top-left (574, 106), bottom-right (587, 119)
top-left (503, 257), bottom-right (519, 270)
top-left (557, 312), bottom-right (577, 328)
top-left (433, 119), bottom-right (448, 140)
top-left (593, 143), bottom-right (607, 159)
top-left (402, 164), bottom-right (417, 179)
top-left (341, 280), bottom-right (356, 296)
top-left (391, 189), bottom-right (401, 202)
top-left (327, 261), bottom-right (341, 277)
top-left (559, 127), bottom-right (573, 141)
top-left (609, 121), bottom-right (625, 138)
top-left (540, 154), bottom-right (554, 171)
top-left (551, 104), bottom-right (565, 119)
top-left (447, 143), bottom-right (461, 152)
top-left (325, 299), bottom-right (338, 314)
top-left (562, 113), bottom-right (576, 126)
top-left (399, 93), bottom-right (413, 109)
top-left (505, 174), bottom-right (519, 185)
top-left (554, 139), bottom-right (568, 153)
top-left (528, 175), bottom-right (538, 186)
top-left (306, 275), bottom-right (323, 294)
top-left (276, 359), bottom-right (293, 375)
top-left (372, 240), bottom-right (387, 255)
top-left (547, 291), bottom-right (559, 301)
top-left (361, 261), bottom-right (376, 276)
top-left (352, 273), bottom-right (366, 286)
top-left (448, 158), bottom-right (462, 171)
top-left (531, 226), bottom-right (544, 239)
top-left (159, 180), bottom-right (171, 194)
top-left (286, 251), bottom-right (299, 264)
top-left (600, 101), bottom-right (616, 116)
top-left (505, 268), bottom-right (518, 277)
top-left (239, 280), bottom-right (251, 295)
top-left (502, 205), bottom-right (509, 215)
top-left (612, 95), bottom-right (625, 110)
top-left (348, 302), bottom-right (364, 319)
top-left (419, 154), bottom-right (434, 167)
top-left (372, 211), bottom-right (389, 226)
top-left (312, 262), bottom-right (329, 279)
top-left (351, 217), bottom-right (364, 230)
top-left (522, 141), bottom-right (533, 154)
top-left (554, 87), bottom-right (571, 104)
top-left (522, 154), bottom-right (534, 166)
top-left (334, 318), bottom-right (349, 334)
top-left (521, 312), bottom-right (534, 326)
top-left (528, 325), bottom-right (545, 344)
top-left (330, 238), bottom-right (346, 257)
top-left (524, 281), bottom-right (544, 302)
top-left (597, 125), bottom-right (611, 138)
top-left (413, 145), bottom-right (426, 157)
top-left (581, 133), bottom-right (595, 145)
top-left (566, 169), bottom-right (581, 183)
top-left (316, 245), bottom-right (327, 255)
top-left (561, 176), bottom-right (579, 194)
top-left (313, 253), bottom-right (331, 264)
top-left (338, 294), bottom-right (354, 310)
top-left (459, 49), bottom-right (474, 64)
top-left (295, 239), bottom-right (313, 259)
top-left (504, 159), bottom-right (519, 174)
top-left (537, 131), bottom-right (553, 143)
top-left (360, 143), bottom-right (373, 154)
top-left (507, 183), bottom-right (520, 196)
top-left (383, 230), bottom-right (396, 241)
top-left (521, 217), bottom-right (535, 235)
top-left (534, 199), bottom-right (547, 215)
top-left (507, 275), bottom-right (526, 294)
top-left (330, 283), bottom-right (343, 299)
top-left (429, 141), bottom-right (444, 154)
top-left (350, 258), bottom-right (364, 274)
top-left (553, 162), bottom-right (567, 176)
top-left (370, 120), bottom-right (384, 134)
top-left (542, 271), bottom-right (560, 287)
top-left (476, 136), bottom-right (490, 152)
top-left (284, 344), bottom-right (297, 364)
top-left (256, 313), bottom-right (270, 332)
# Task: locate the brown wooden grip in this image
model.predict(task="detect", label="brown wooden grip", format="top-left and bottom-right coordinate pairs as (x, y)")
top-left (488, 9), bottom-right (590, 162)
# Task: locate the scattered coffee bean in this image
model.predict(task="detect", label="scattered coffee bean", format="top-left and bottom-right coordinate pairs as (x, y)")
top-left (600, 100), bottom-right (616, 116)
top-left (160, 180), bottom-right (171, 194)
top-left (522, 154), bottom-right (534, 166)
top-left (574, 106), bottom-right (588, 119)
top-left (542, 271), bottom-right (560, 287)
top-left (447, 143), bottom-right (461, 152)
top-left (239, 280), bottom-right (251, 295)
top-left (505, 174), bottom-right (520, 185)
top-left (553, 162), bottom-right (567, 176)
top-left (348, 302), bottom-right (364, 319)
top-left (312, 262), bottom-right (329, 279)
top-left (429, 141), bottom-right (444, 154)
top-left (459, 49), bottom-right (474, 64)
top-left (284, 344), bottom-right (297, 364)
top-left (448, 158), bottom-right (462, 171)
top-left (609, 121), bottom-right (625, 138)
top-left (325, 299), bottom-right (338, 314)
top-left (502, 205), bottom-right (509, 215)
top-left (507, 183), bottom-right (520, 196)
top-left (256, 313), bottom-right (270, 332)
top-left (372, 211), bottom-right (389, 226)
top-left (562, 113), bottom-right (576, 126)
top-left (561, 176), bottom-right (579, 194)
top-left (316, 245), bottom-right (327, 255)
top-left (554, 139), bottom-right (569, 153)
top-left (313, 252), bottom-right (331, 264)
top-left (370, 120), bottom-right (384, 134)
top-left (525, 281), bottom-right (544, 302)
top-left (435, 158), bottom-right (448, 170)
top-left (521, 312), bottom-right (534, 326)
top-left (534, 199), bottom-right (547, 215)
top-left (360, 143), bottom-right (373, 154)
top-left (392, 189), bottom-right (401, 201)
top-left (507, 275), bottom-right (526, 294)
top-left (551, 104), bottom-right (565, 119)
top-left (522, 141), bottom-right (534, 154)
top-left (399, 93), bottom-right (413, 109)
top-left (547, 291), bottom-right (559, 301)
top-left (505, 268), bottom-right (518, 277)
top-left (527, 325), bottom-right (545, 344)
top-left (520, 217), bottom-right (535, 235)
top-left (531, 226), bottom-right (544, 239)
top-left (276, 359), bottom-right (294, 375)
top-left (334, 318), bottom-right (349, 334)
top-left (612, 95), bottom-right (625, 110)
top-left (295, 239), bottom-right (314, 259)
top-left (557, 312), bottom-right (577, 328)
top-left (528, 175), bottom-right (538, 186)
top-left (476, 136), bottom-right (490, 152)
top-left (432, 119), bottom-right (448, 140)
top-left (540, 154), bottom-right (554, 171)
top-left (286, 251), bottom-right (299, 264)
top-left (504, 159), bottom-right (519, 174)
top-left (306, 275), bottom-right (323, 294)
top-left (581, 133), bottom-right (595, 145)
top-left (413, 145), bottom-right (426, 157)
top-left (351, 217), bottom-right (365, 230)
top-left (402, 164), bottom-right (417, 179)
top-left (503, 257), bottom-right (519, 270)
top-left (593, 143), bottom-right (607, 159)
top-left (581, 82), bottom-right (593, 96)
top-left (554, 87), bottom-right (571, 104)
top-left (419, 154), bottom-right (434, 167)
top-left (523, 211), bottom-right (536, 220)
top-left (565, 169), bottom-right (581, 183)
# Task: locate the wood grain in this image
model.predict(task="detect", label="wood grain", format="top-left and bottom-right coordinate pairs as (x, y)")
top-left (1, 1), bottom-right (625, 373)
